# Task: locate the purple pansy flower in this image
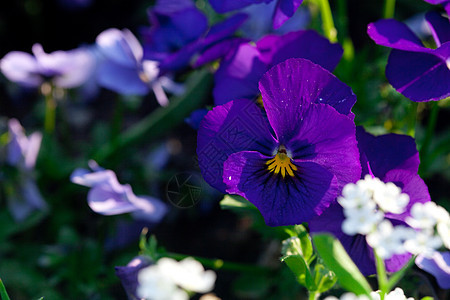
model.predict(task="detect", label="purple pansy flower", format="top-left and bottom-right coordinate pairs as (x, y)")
top-left (70, 160), bottom-right (168, 223)
top-left (95, 28), bottom-right (184, 106)
top-left (3, 119), bottom-right (48, 221)
top-left (209, 0), bottom-right (303, 29)
top-left (0, 43), bottom-right (96, 89)
top-left (367, 11), bottom-right (450, 102)
top-left (141, 0), bottom-right (247, 72)
top-left (200, 30), bottom-right (343, 106)
top-left (310, 126), bottom-right (431, 275)
top-left (115, 256), bottom-right (153, 300)
top-left (197, 58), bottom-right (360, 226)
top-left (416, 251), bottom-right (450, 289)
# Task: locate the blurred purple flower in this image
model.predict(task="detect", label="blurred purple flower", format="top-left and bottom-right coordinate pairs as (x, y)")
top-left (115, 256), bottom-right (153, 300)
top-left (367, 11), bottom-right (450, 102)
top-left (423, 0), bottom-right (450, 16)
top-left (198, 30), bottom-right (343, 106)
top-left (0, 43), bottom-right (96, 89)
top-left (209, 0), bottom-right (303, 29)
top-left (70, 160), bottom-right (168, 223)
top-left (416, 251), bottom-right (450, 289)
top-left (141, 0), bottom-right (247, 72)
top-left (197, 58), bottom-right (360, 226)
top-left (95, 28), bottom-right (185, 106)
top-left (4, 119), bottom-right (48, 221)
top-left (310, 126), bottom-right (430, 275)
top-left (239, 1), bottom-right (310, 41)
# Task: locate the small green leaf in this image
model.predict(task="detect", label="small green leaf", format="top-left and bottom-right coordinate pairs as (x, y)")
top-left (312, 233), bottom-right (372, 296)
top-left (282, 255), bottom-right (315, 290)
top-left (220, 195), bottom-right (257, 211)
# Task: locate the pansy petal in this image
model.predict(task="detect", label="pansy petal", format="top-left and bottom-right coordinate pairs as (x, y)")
top-left (425, 11), bottom-right (450, 47)
top-left (115, 256), bottom-right (153, 300)
top-left (202, 13), bottom-right (248, 47)
top-left (96, 28), bottom-right (142, 67)
top-left (223, 151), bottom-right (338, 226)
top-left (0, 51), bottom-right (42, 87)
top-left (197, 99), bottom-right (277, 193)
top-left (383, 169), bottom-right (431, 222)
top-left (272, 0), bottom-right (303, 29)
top-left (356, 126), bottom-right (420, 178)
top-left (96, 61), bottom-right (149, 95)
top-left (213, 44), bottom-right (267, 105)
top-left (87, 185), bottom-right (138, 215)
top-left (287, 103), bottom-right (360, 188)
top-left (256, 30), bottom-right (343, 71)
top-left (209, 0), bottom-right (264, 13)
top-left (416, 251), bottom-right (450, 289)
top-left (194, 37), bottom-right (250, 68)
top-left (259, 58), bottom-right (356, 142)
top-left (367, 19), bottom-right (426, 51)
top-left (386, 49), bottom-right (450, 102)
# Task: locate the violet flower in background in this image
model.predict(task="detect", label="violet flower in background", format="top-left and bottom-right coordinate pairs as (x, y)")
top-left (367, 11), bottom-right (450, 102)
top-left (209, 0), bottom-right (303, 29)
top-left (115, 256), bottom-right (153, 300)
top-left (310, 126), bottom-right (430, 275)
top-left (141, 0), bottom-right (247, 73)
top-left (198, 30), bottom-right (343, 106)
top-left (197, 58), bottom-right (360, 226)
top-left (416, 251), bottom-right (450, 289)
top-left (70, 160), bottom-right (168, 223)
top-left (95, 28), bottom-right (184, 106)
top-left (423, 0), bottom-right (450, 16)
top-left (2, 118), bottom-right (48, 221)
top-left (0, 43), bottom-right (96, 89)
top-left (239, 1), bottom-right (311, 41)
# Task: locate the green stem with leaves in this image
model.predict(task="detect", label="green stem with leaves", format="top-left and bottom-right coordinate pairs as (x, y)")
top-left (317, 0), bottom-right (338, 43)
top-left (383, 0), bottom-right (396, 19)
top-left (374, 251), bottom-right (388, 299)
top-left (0, 279), bottom-right (11, 300)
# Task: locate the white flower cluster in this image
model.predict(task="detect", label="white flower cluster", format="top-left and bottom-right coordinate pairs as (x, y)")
top-left (323, 287), bottom-right (413, 300)
top-left (338, 175), bottom-right (450, 259)
top-left (137, 257), bottom-right (217, 300)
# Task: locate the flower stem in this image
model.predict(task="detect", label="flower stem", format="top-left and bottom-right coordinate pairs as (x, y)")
top-left (165, 252), bottom-right (270, 274)
top-left (386, 255), bottom-right (416, 292)
top-left (308, 290), bottom-right (319, 300)
top-left (407, 102), bottom-right (418, 138)
top-left (42, 83), bottom-right (56, 134)
top-left (0, 279), bottom-right (11, 300)
top-left (317, 0), bottom-right (338, 43)
top-left (374, 250), bottom-right (388, 298)
top-left (383, 0), bottom-right (396, 19)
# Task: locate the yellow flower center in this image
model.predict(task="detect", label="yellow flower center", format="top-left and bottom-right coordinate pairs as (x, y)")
top-left (266, 150), bottom-right (298, 178)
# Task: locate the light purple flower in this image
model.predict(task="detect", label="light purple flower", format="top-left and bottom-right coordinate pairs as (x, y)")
top-left (4, 118), bottom-right (48, 221)
top-left (0, 43), bottom-right (96, 89)
top-left (95, 28), bottom-right (183, 106)
top-left (70, 160), bottom-right (168, 223)
top-left (416, 251), bottom-right (450, 289)
top-left (367, 11), bottom-right (450, 102)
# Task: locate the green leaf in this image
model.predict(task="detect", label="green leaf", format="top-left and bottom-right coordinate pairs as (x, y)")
top-left (220, 195), bottom-right (257, 211)
top-left (282, 255), bottom-right (315, 290)
top-left (312, 233), bottom-right (372, 296)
